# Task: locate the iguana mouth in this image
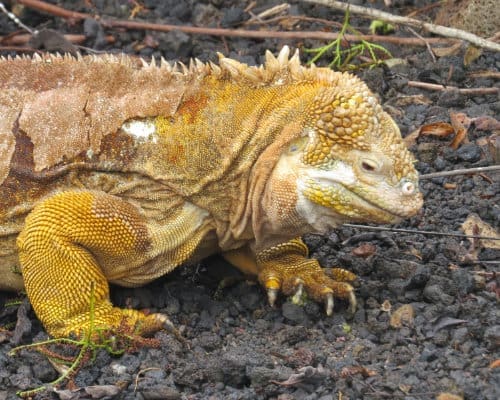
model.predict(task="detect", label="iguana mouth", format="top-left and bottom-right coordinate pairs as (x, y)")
top-left (304, 179), bottom-right (418, 224)
top-left (337, 184), bottom-right (405, 223)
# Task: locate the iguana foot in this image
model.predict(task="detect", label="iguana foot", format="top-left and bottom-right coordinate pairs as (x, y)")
top-left (256, 238), bottom-right (357, 316)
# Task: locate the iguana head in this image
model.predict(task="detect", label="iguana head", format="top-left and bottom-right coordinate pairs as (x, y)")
top-left (293, 85), bottom-right (423, 229)
top-left (252, 47), bottom-right (423, 235)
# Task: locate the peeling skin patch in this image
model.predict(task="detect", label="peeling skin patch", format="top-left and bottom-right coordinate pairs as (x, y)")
top-left (121, 119), bottom-right (158, 143)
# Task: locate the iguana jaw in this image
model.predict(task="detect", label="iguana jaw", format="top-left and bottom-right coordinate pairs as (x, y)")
top-left (298, 178), bottom-right (418, 227)
top-left (295, 158), bottom-right (423, 231)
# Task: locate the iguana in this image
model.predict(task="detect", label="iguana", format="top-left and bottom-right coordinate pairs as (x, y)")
top-left (0, 47), bottom-right (423, 338)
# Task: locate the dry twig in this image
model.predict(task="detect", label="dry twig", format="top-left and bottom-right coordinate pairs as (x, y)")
top-left (343, 224), bottom-right (500, 242)
top-left (407, 27), bottom-right (436, 62)
top-left (408, 81), bottom-right (499, 96)
top-left (302, 0), bottom-right (500, 52)
top-left (0, 33), bottom-right (112, 46)
top-left (419, 166), bottom-right (500, 179)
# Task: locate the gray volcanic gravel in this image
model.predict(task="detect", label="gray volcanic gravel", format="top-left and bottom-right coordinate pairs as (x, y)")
top-left (0, 1), bottom-right (499, 399)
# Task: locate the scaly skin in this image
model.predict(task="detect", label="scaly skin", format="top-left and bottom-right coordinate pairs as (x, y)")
top-left (0, 47), bottom-right (423, 337)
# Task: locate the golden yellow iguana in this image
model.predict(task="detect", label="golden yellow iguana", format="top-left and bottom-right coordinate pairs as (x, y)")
top-left (0, 47), bottom-right (423, 338)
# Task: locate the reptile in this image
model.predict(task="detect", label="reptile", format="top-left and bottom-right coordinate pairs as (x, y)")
top-left (0, 47), bottom-right (423, 338)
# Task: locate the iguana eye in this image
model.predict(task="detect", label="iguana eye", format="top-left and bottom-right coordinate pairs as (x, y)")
top-left (401, 179), bottom-right (416, 195)
top-left (360, 158), bottom-right (380, 172)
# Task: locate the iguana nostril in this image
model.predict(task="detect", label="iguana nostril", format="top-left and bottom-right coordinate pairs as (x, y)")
top-left (401, 180), bottom-right (416, 195)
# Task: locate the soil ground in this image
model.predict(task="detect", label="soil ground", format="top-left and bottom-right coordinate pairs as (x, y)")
top-left (0, 1), bottom-right (499, 399)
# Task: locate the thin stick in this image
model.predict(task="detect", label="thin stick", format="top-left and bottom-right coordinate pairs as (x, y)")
top-left (302, 0), bottom-right (500, 52)
top-left (0, 33), bottom-right (106, 46)
top-left (419, 166), bottom-right (500, 179)
top-left (0, 2), bottom-right (35, 33)
top-left (408, 80), bottom-right (499, 95)
top-left (13, 0), bottom-right (456, 47)
top-left (407, 27), bottom-right (436, 63)
top-left (467, 71), bottom-right (500, 79)
top-left (343, 224), bottom-right (500, 241)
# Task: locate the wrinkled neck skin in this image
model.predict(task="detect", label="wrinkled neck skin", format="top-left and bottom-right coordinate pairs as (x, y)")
top-left (250, 142), bottom-right (322, 252)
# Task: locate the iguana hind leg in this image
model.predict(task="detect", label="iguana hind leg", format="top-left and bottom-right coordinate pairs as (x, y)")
top-left (256, 238), bottom-right (357, 315)
top-left (17, 190), bottom-right (170, 338)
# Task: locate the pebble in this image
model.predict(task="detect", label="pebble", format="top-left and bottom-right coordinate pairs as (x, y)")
top-left (437, 89), bottom-right (466, 107)
top-left (455, 143), bottom-right (482, 163)
top-left (483, 325), bottom-right (500, 349)
top-left (281, 302), bottom-right (310, 325)
top-left (141, 385), bottom-right (181, 400)
top-left (423, 284), bottom-right (455, 305)
top-left (221, 7), bottom-right (248, 27)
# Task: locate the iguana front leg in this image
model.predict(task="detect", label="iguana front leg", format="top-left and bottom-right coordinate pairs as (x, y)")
top-left (224, 238), bottom-right (357, 315)
top-left (16, 190), bottom-right (206, 338)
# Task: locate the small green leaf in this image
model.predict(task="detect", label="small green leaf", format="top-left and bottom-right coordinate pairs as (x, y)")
top-left (369, 20), bottom-right (395, 35)
top-left (342, 322), bottom-right (352, 334)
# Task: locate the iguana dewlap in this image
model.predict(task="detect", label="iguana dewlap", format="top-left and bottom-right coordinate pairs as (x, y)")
top-left (0, 47), bottom-right (423, 338)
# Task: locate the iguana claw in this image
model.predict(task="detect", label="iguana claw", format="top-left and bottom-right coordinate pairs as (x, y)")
top-left (291, 281), bottom-right (304, 304)
top-left (148, 313), bottom-right (189, 346)
top-left (325, 293), bottom-right (334, 316)
top-left (347, 291), bottom-right (357, 316)
top-left (267, 287), bottom-right (279, 306)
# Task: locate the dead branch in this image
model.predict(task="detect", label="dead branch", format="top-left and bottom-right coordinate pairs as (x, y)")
top-left (16, 0), bottom-right (88, 20)
top-left (0, 45), bottom-right (39, 52)
top-left (302, 0), bottom-right (500, 52)
top-left (14, 0), bottom-right (456, 47)
top-left (467, 71), bottom-right (500, 79)
top-left (407, 27), bottom-right (436, 63)
top-left (408, 81), bottom-right (499, 95)
top-left (0, 33), bottom-right (113, 46)
top-left (419, 166), bottom-right (500, 179)
top-left (343, 224), bottom-right (500, 242)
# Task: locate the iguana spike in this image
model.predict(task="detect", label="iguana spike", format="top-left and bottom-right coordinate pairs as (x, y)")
top-left (241, 67), bottom-right (263, 84)
top-left (209, 61), bottom-right (221, 75)
top-left (219, 56), bottom-right (243, 78)
top-left (194, 58), bottom-right (205, 72)
top-left (289, 49), bottom-right (301, 70)
top-left (160, 56), bottom-right (170, 70)
top-left (276, 45), bottom-right (290, 66)
top-left (264, 49), bottom-right (279, 71)
top-left (178, 61), bottom-right (189, 75)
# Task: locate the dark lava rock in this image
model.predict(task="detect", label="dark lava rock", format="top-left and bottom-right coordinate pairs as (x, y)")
top-left (455, 143), bottom-right (482, 163)
top-left (483, 325), bottom-right (500, 349)
top-left (141, 385), bottom-right (181, 399)
top-left (423, 284), bottom-right (455, 305)
top-left (221, 7), bottom-right (248, 27)
top-left (437, 89), bottom-right (466, 107)
top-left (281, 302), bottom-right (311, 325)
top-left (158, 30), bottom-right (193, 59)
